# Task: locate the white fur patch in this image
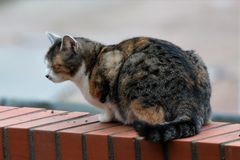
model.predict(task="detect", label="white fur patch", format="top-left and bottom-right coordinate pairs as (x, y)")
top-left (46, 67), bottom-right (65, 83)
top-left (71, 62), bottom-right (108, 109)
top-left (71, 62), bottom-right (125, 123)
top-left (103, 50), bottom-right (123, 68)
top-left (98, 111), bottom-right (113, 123)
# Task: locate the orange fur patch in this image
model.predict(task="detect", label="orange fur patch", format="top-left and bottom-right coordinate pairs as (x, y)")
top-left (89, 70), bottom-right (101, 100)
top-left (120, 38), bottom-right (150, 56)
top-left (131, 99), bottom-right (165, 125)
top-left (89, 82), bottom-right (100, 99)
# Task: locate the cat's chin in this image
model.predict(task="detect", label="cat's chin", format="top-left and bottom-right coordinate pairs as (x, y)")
top-left (50, 80), bottom-right (65, 83)
top-left (48, 77), bottom-right (66, 83)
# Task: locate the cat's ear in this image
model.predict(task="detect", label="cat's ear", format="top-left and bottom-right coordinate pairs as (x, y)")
top-left (60, 35), bottom-right (77, 51)
top-left (46, 32), bottom-right (61, 44)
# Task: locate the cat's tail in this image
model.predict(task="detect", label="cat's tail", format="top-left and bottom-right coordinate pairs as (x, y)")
top-left (133, 117), bottom-right (203, 142)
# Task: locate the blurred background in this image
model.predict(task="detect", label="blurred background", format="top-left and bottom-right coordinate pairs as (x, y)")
top-left (0, 0), bottom-right (239, 118)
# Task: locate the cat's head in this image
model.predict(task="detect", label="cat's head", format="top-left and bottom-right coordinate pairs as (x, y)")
top-left (45, 32), bottom-right (82, 83)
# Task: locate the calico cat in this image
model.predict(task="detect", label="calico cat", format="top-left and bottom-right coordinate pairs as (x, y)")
top-left (45, 32), bottom-right (211, 142)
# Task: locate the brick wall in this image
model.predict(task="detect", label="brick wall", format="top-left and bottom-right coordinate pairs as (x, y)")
top-left (0, 106), bottom-right (239, 160)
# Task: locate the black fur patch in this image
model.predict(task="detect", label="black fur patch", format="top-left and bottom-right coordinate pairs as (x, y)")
top-left (133, 117), bottom-right (200, 142)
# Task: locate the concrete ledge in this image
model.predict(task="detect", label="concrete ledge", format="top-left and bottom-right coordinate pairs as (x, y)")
top-left (0, 106), bottom-right (239, 160)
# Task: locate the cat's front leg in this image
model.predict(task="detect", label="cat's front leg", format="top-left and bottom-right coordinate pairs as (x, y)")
top-left (98, 108), bottom-right (113, 123)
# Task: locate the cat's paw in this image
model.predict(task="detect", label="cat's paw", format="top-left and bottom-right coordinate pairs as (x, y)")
top-left (98, 113), bottom-right (113, 123)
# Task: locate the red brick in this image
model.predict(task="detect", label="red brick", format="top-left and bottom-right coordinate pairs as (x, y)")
top-left (7, 111), bottom-right (87, 160)
top-left (109, 122), bottom-right (228, 160)
top-left (168, 124), bottom-right (240, 160)
top-left (0, 107), bottom-right (47, 160)
top-left (180, 124), bottom-right (240, 141)
top-left (5, 110), bottom-right (66, 160)
top-left (8, 112), bottom-right (86, 129)
top-left (168, 140), bottom-right (192, 160)
top-left (111, 130), bottom-right (138, 160)
top-left (0, 107), bottom-right (44, 120)
top-left (139, 139), bottom-right (164, 160)
top-left (34, 131), bottom-right (56, 160)
top-left (0, 107), bottom-right (236, 160)
top-left (86, 125), bottom-right (132, 160)
top-left (0, 109), bottom-right (66, 127)
top-left (168, 124), bottom-right (216, 160)
top-left (201, 122), bottom-right (229, 131)
top-left (0, 130), bottom-right (4, 160)
top-left (33, 114), bottom-right (96, 132)
top-left (196, 131), bottom-right (240, 160)
top-left (0, 106), bottom-right (17, 113)
top-left (6, 129), bottom-right (30, 160)
top-left (33, 114), bottom-right (99, 160)
top-left (59, 123), bottom-right (119, 160)
top-left (224, 140), bottom-right (240, 160)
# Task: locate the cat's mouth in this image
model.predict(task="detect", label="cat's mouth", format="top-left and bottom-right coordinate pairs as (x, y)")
top-left (45, 70), bottom-right (66, 83)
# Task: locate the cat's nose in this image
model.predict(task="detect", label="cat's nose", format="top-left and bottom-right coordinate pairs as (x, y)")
top-left (45, 74), bottom-right (49, 78)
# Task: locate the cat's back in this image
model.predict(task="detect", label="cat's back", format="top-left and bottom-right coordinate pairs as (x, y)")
top-left (115, 37), bottom-right (197, 84)
top-left (95, 37), bottom-right (210, 104)
top-left (113, 37), bottom-right (210, 107)
top-left (115, 37), bottom-right (184, 56)
top-left (115, 37), bottom-right (197, 75)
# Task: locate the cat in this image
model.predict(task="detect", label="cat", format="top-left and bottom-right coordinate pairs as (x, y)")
top-left (45, 32), bottom-right (211, 142)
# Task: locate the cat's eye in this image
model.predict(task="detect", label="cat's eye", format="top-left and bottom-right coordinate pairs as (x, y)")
top-left (52, 64), bottom-right (66, 73)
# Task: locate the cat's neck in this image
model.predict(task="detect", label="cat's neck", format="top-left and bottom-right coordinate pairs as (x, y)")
top-left (70, 37), bottom-right (104, 88)
top-left (75, 37), bottom-right (105, 76)
top-left (70, 61), bottom-right (108, 108)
